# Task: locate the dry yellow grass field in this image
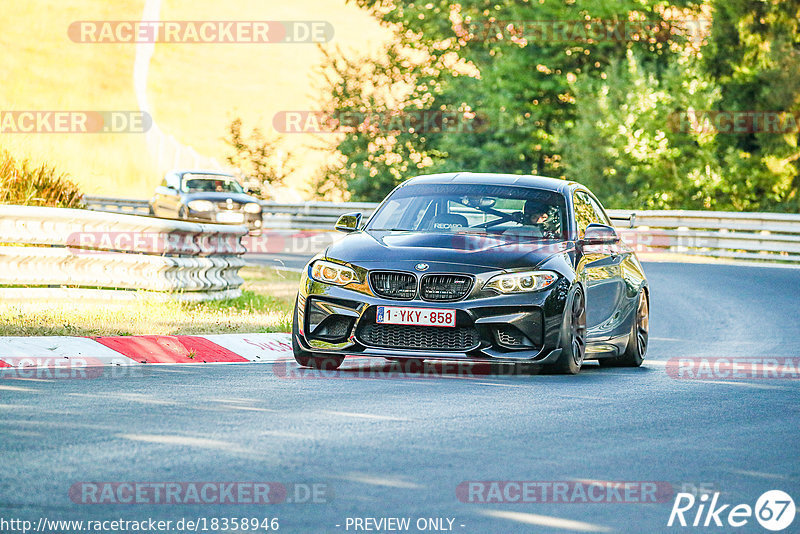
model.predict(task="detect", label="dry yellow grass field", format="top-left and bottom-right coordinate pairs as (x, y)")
top-left (0, 0), bottom-right (389, 198)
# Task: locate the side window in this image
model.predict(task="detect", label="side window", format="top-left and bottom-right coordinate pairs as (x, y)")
top-left (166, 173), bottom-right (180, 191)
top-left (587, 195), bottom-right (612, 226)
top-left (573, 191), bottom-right (597, 237)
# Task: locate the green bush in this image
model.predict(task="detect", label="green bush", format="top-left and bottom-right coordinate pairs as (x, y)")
top-left (0, 150), bottom-right (85, 208)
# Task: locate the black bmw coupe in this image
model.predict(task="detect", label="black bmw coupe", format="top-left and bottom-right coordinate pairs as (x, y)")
top-left (293, 172), bottom-right (649, 374)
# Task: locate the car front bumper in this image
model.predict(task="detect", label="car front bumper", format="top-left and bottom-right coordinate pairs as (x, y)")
top-left (294, 264), bottom-right (571, 363)
top-left (187, 209), bottom-right (262, 231)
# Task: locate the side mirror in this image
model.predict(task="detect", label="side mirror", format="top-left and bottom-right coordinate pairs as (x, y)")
top-left (335, 212), bottom-right (362, 233)
top-left (581, 223), bottom-right (620, 246)
top-left (157, 185), bottom-right (177, 195)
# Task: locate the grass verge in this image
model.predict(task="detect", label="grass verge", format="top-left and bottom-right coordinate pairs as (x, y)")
top-left (0, 266), bottom-right (300, 336)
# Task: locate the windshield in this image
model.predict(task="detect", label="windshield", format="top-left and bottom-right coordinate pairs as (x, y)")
top-left (367, 183), bottom-right (567, 239)
top-left (182, 174), bottom-right (243, 193)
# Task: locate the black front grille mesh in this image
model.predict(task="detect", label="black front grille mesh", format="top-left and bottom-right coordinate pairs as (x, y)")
top-left (421, 274), bottom-right (473, 301)
top-left (370, 272), bottom-right (417, 299)
top-left (358, 323), bottom-right (480, 351)
top-left (497, 326), bottom-right (527, 347)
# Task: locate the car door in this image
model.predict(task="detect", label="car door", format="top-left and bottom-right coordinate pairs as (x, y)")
top-left (161, 172), bottom-right (183, 217)
top-left (573, 190), bottom-right (625, 339)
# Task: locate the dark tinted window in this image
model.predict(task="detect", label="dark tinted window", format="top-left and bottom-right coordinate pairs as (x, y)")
top-left (368, 183), bottom-right (567, 239)
top-left (182, 175), bottom-right (243, 193)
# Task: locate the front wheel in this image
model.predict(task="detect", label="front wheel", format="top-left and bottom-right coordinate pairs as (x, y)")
top-left (549, 287), bottom-right (586, 375)
top-left (600, 289), bottom-right (648, 367)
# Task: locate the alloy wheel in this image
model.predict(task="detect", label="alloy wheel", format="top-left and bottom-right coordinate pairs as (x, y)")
top-left (571, 291), bottom-right (587, 365)
top-left (636, 293), bottom-right (649, 356)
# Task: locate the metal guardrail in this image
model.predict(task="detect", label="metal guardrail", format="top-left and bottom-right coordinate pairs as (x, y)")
top-left (84, 196), bottom-right (151, 216)
top-left (83, 197), bottom-right (800, 264)
top-left (607, 209), bottom-right (800, 263)
top-left (0, 205), bottom-right (248, 301)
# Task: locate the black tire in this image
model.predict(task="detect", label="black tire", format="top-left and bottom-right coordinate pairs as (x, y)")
top-left (291, 297), bottom-right (345, 370)
top-left (549, 287), bottom-right (587, 375)
top-left (148, 204), bottom-right (155, 216)
top-left (599, 289), bottom-right (648, 367)
top-left (178, 206), bottom-right (188, 220)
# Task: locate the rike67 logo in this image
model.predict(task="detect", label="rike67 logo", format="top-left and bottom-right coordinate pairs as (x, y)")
top-left (668, 490), bottom-right (795, 531)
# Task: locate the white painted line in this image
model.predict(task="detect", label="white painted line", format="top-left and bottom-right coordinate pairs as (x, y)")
top-left (68, 393), bottom-right (177, 405)
top-left (320, 410), bottom-right (408, 422)
top-left (117, 433), bottom-right (236, 450)
top-left (0, 336), bottom-right (138, 366)
top-left (683, 380), bottom-right (789, 390)
top-left (480, 510), bottom-right (613, 532)
top-left (0, 385), bottom-right (36, 392)
top-left (200, 333), bottom-right (293, 362)
top-left (336, 472), bottom-right (424, 489)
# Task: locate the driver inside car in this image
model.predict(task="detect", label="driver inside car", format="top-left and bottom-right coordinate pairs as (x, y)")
top-left (518, 199), bottom-right (560, 238)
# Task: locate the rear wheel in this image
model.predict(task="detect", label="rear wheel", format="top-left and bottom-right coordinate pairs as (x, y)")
top-left (549, 287), bottom-right (586, 375)
top-left (599, 289), bottom-right (648, 367)
top-left (291, 297), bottom-right (345, 370)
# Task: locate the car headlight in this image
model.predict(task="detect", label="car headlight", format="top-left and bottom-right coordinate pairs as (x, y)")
top-left (310, 260), bottom-right (359, 286)
top-left (244, 202), bottom-right (262, 214)
top-left (187, 200), bottom-right (215, 212)
top-left (484, 270), bottom-right (558, 293)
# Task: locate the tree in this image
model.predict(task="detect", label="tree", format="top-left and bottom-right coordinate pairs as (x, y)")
top-left (316, 0), bottom-right (703, 201)
top-left (224, 118), bottom-right (293, 197)
top-left (700, 0), bottom-right (800, 211)
top-left (558, 50), bottom-right (724, 209)
top-left (314, 0), bottom-right (799, 212)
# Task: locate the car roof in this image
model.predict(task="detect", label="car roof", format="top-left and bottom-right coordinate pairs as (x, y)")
top-left (402, 172), bottom-right (577, 194)
top-left (174, 170), bottom-right (236, 178)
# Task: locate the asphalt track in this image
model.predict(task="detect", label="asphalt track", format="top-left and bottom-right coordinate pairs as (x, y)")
top-left (1, 261), bottom-right (799, 533)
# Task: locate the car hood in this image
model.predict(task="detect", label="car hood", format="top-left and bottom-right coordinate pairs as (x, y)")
top-left (325, 230), bottom-right (572, 272)
top-left (181, 192), bottom-right (258, 204)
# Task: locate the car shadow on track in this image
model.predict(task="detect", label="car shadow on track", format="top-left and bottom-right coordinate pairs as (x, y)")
top-left (272, 357), bottom-right (658, 383)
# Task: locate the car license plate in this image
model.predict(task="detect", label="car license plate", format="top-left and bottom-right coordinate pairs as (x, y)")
top-left (216, 212), bottom-right (245, 223)
top-left (376, 306), bottom-right (456, 328)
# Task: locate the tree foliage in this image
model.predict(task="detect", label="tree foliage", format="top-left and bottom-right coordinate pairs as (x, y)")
top-left (313, 0), bottom-right (799, 211)
top-left (225, 118), bottom-right (293, 198)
